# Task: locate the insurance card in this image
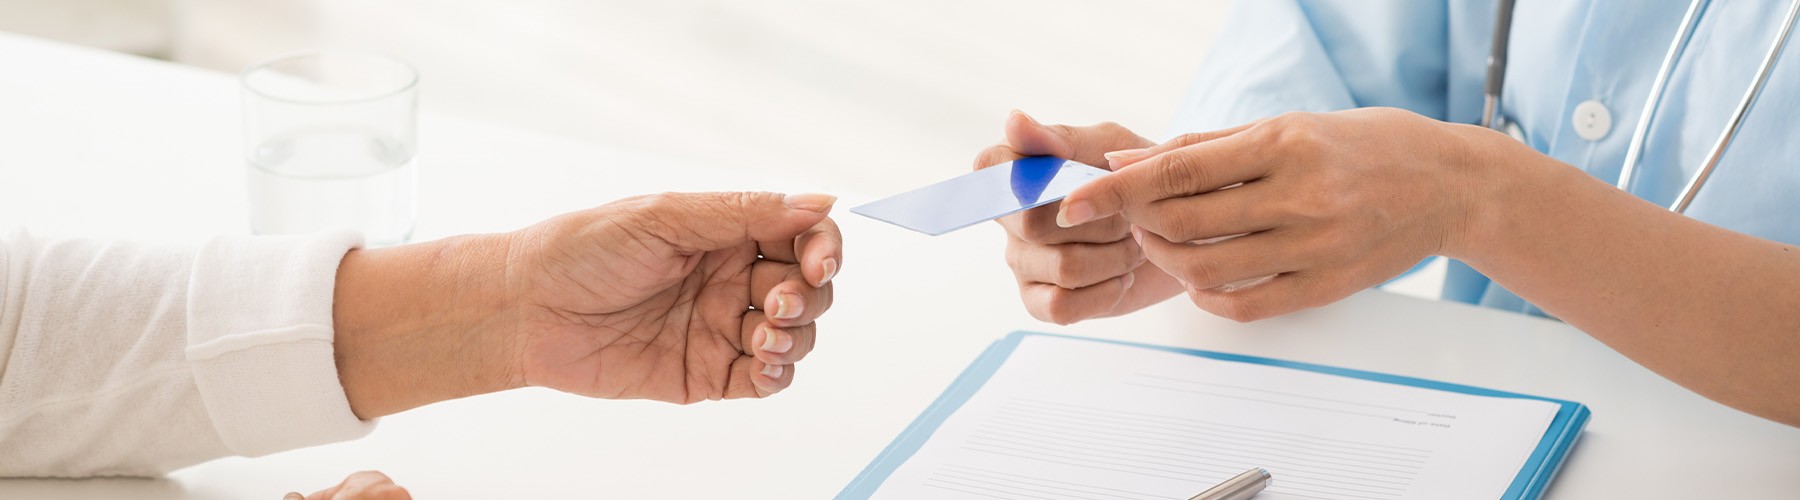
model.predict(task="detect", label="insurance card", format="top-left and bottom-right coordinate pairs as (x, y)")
top-left (850, 156), bottom-right (1109, 235)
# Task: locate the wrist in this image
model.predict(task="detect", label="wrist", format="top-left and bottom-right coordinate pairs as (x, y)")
top-left (1437, 123), bottom-right (1532, 262)
top-left (332, 233), bottom-right (524, 419)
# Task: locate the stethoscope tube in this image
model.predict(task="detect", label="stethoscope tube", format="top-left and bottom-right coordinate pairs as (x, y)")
top-left (1485, 0), bottom-right (1800, 214)
top-left (1617, 0), bottom-right (1711, 196)
top-left (1482, 0), bottom-right (1515, 131)
top-left (1672, 0), bottom-right (1800, 213)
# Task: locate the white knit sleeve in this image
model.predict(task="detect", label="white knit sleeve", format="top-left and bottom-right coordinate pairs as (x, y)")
top-left (0, 228), bottom-right (375, 477)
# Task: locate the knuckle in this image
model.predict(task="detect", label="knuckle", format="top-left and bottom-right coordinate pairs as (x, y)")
top-left (1127, 206), bottom-right (1178, 240)
top-left (1092, 121), bottom-right (1131, 139)
top-left (1311, 227), bottom-right (1360, 257)
top-left (1162, 209), bottom-right (1205, 242)
top-left (1171, 132), bottom-right (1209, 146)
top-left (1264, 111), bottom-right (1312, 142)
top-left (1269, 110), bottom-right (1310, 127)
top-left (1119, 206), bottom-right (1152, 231)
top-left (729, 191), bottom-right (765, 212)
top-left (1052, 248), bottom-right (1088, 286)
top-left (1153, 151), bottom-right (1209, 196)
top-left (1004, 239), bottom-right (1029, 273)
top-left (1040, 290), bottom-right (1083, 325)
top-left (1288, 186), bottom-right (1353, 223)
top-left (642, 191), bottom-right (722, 220)
top-left (1015, 218), bottom-right (1061, 244)
top-left (1176, 256), bottom-right (1222, 289)
top-left (640, 192), bottom-right (682, 212)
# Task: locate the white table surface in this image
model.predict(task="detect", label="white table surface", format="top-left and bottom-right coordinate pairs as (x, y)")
top-left (1, 31), bottom-right (1796, 499)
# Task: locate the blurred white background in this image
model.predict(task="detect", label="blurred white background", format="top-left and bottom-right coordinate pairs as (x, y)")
top-left (0, 0), bottom-right (1231, 194)
top-left (0, 0), bottom-right (1448, 296)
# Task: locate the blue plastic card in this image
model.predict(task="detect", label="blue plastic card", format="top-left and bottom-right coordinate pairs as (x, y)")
top-left (851, 156), bottom-right (1110, 235)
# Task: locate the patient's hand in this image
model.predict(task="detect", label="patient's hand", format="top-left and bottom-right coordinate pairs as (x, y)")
top-left (977, 111), bottom-right (1183, 324)
top-left (508, 192), bottom-right (840, 402)
top-left (288, 471), bottom-right (410, 500)
top-left (332, 192), bottom-right (842, 418)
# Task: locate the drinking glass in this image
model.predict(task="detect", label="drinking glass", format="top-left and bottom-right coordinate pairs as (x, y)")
top-left (240, 50), bottom-right (418, 246)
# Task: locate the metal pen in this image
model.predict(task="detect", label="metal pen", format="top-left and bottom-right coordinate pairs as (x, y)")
top-left (1187, 468), bottom-right (1271, 500)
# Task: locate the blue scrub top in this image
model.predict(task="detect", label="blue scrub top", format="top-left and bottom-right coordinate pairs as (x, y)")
top-left (1170, 0), bottom-right (1800, 318)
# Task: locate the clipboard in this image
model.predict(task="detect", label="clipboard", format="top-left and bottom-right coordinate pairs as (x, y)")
top-left (836, 331), bottom-right (1590, 500)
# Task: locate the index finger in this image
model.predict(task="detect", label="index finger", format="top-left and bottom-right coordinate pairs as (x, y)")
top-left (622, 191), bottom-right (837, 254)
top-left (1057, 129), bottom-right (1271, 227)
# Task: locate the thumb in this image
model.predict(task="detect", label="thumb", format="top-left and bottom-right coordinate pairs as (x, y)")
top-left (633, 192), bottom-right (836, 254)
top-left (1004, 110), bottom-right (1077, 159)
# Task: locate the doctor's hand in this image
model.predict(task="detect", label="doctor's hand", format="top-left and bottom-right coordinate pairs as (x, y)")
top-left (332, 191), bottom-right (841, 418)
top-left (1060, 108), bottom-right (1480, 321)
top-left (977, 111), bottom-right (1187, 325)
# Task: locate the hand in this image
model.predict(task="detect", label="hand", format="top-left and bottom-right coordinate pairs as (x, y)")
top-left (507, 192), bottom-right (841, 402)
top-left (976, 111), bottom-right (1186, 325)
top-left (1058, 108), bottom-right (1478, 321)
top-left (333, 192), bottom-right (842, 418)
top-left (286, 471), bottom-right (410, 500)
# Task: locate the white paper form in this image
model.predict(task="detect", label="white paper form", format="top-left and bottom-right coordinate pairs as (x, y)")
top-left (868, 336), bottom-right (1562, 500)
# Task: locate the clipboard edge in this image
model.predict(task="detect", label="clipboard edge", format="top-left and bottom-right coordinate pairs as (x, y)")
top-left (834, 331), bottom-right (1590, 500)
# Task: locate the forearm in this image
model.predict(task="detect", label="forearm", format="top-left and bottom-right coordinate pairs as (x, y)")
top-left (1448, 126), bottom-right (1800, 425)
top-left (332, 233), bottom-right (523, 419)
top-left (0, 230), bottom-right (372, 476)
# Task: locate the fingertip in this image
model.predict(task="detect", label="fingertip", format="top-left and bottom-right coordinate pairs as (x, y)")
top-left (1005, 110), bottom-right (1072, 157)
top-left (817, 256), bottom-right (839, 286)
top-left (1056, 200), bottom-right (1094, 228)
top-left (799, 227), bottom-right (842, 287)
top-left (768, 290), bottom-right (804, 321)
top-left (1009, 109), bottom-right (1040, 129)
top-left (1104, 148), bottom-right (1152, 169)
top-left (754, 362), bottom-right (791, 396)
top-left (782, 193), bottom-right (838, 214)
top-left (757, 324), bottom-right (794, 355)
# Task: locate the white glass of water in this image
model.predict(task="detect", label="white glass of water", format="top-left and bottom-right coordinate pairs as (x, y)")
top-left (240, 50), bottom-right (418, 246)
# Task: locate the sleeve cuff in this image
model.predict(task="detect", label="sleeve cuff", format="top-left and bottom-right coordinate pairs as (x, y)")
top-left (183, 230), bottom-right (376, 457)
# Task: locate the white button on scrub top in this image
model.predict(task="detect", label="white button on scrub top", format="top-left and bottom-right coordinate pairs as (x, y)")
top-left (1571, 99), bottom-right (1613, 141)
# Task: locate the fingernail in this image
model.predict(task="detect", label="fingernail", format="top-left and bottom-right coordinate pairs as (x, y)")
top-left (1132, 225), bottom-right (1146, 246)
top-left (1057, 201), bottom-right (1094, 228)
top-left (761, 363), bottom-right (785, 379)
top-left (783, 193), bottom-right (837, 213)
top-left (772, 292), bottom-right (803, 320)
top-left (1011, 109), bottom-right (1042, 128)
top-left (1120, 272), bottom-right (1136, 290)
top-left (760, 325), bottom-right (793, 354)
top-left (819, 258), bottom-right (838, 285)
top-left (284, 493), bottom-right (304, 500)
top-left (1104, 148), bottom-right (1151, 166)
